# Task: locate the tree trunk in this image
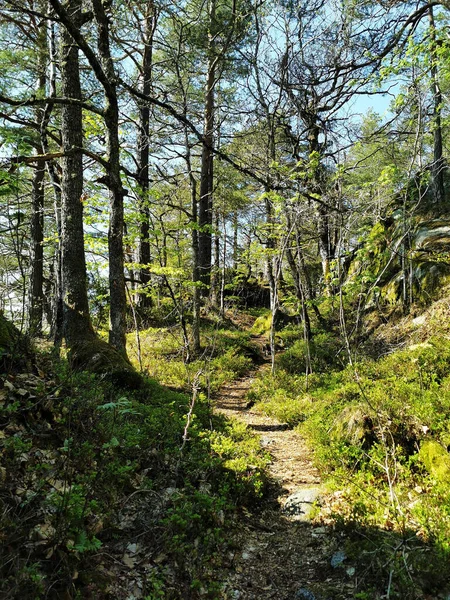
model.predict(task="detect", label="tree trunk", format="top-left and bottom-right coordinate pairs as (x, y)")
top-left (136, 2), bottom-right (157, 308)
top-left (308, 116), bottom-right (334, 291)
top-left (429, 7), bottom-right (445, 204)
top-left (210, 209), bottom-right (220, 307)
top-left (41, 13), bottom-right (63, 345)
top-left (232, 211), bottom-right (238, 270)
top-left (29, 12), bottom-right (47, 337)
top-left (29, 161), bottom-right (45, 336)
top-left (106, 98), bottom-right (127, 354)
top-left (198, 0), bottom-right (216, 296)
top-left (285, 233), bottom-right (311, 340)
top-left (220, 213), bottom-right (226, 317)
top-left (191, 159), bottom-right (201, 354)
top-left (59, 0), bottom-right (95, 346)
top-left (91, 0), bottom-right (128, 355)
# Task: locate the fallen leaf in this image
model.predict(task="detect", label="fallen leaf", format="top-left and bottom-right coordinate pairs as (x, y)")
top-left (153, 553), bottom-right (167, 564)
top-left (122, 553), bottom-right (137, 569)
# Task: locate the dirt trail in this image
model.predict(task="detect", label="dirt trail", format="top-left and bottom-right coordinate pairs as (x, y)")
top-left (214, 347), bottom-right (355, 600)
top-left (216, 366), bottom-right (321, 498)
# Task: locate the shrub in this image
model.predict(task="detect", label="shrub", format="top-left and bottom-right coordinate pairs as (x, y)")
top-left (277, 332), bottom-right (343, 374)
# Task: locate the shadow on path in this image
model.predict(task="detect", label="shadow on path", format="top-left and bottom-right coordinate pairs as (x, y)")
top-left (214, 361), bottom-right (449, 600)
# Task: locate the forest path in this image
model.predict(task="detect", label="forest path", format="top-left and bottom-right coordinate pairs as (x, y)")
top-left (214, 339), bottom-right (354, 600)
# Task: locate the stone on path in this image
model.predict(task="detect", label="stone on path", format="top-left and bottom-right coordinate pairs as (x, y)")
top-left (282, 487), bottom-right (321, 521)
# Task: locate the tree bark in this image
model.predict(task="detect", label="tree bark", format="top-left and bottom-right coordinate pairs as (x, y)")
top-left (429, 7), bottom-right (445, 204)
top-left (29, 11), bottom-right (47, 337)
top-left (91, 0), bottom-right (128, 355)
top-left (285, 216), bottom-right (311, 341)
top-left (189, 138), bottom-right (201, 354)
top-left (41, 13), bottom-right (64, 344)
top-left (136, 2), bottom-right (157, 308)
top-left (307, 116), bottom-right (334, 291)
top-left (29, 160), bottom-right (45, 336)
top-left (198, 0), bottom-right (216, 296)
top-left (232, 211), bottom-right (239, 270)
top-left (210, 209), bottom-right (220, 307)
top-left (59, 0), bottom-right (95, 346)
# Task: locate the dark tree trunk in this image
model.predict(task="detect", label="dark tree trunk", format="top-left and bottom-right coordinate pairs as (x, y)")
top-left (92, 0), bottom-right (128, 355)
top-left (59, 0), bottom-right (95, 346)
top-left (106, 98), bottom-right (127, 354)
top-left (45, 0), bottom-right (140, 384)
top-left (198, 0), bottom-right (216, 296)
top-left (136, 2), bottom-right (157, 308)
top-left (29, 12), bottom-right (47, 337)
top-left (192, 180), bottom-right (201, 354)
top-left (29, 161), bottom-right (45, 336)
top-left (182, 117), bottom-right (201, 354)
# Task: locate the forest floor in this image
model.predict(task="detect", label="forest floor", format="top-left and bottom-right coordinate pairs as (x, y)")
top-left (214, 342), bottom-right (358, 600)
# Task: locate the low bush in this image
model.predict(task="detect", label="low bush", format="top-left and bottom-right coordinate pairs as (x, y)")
top-left (277, 332), bottom-right (343, 374)
top-left (249, 334), bottom-right (450, 596)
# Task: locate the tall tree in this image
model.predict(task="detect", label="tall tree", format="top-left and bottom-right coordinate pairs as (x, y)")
top-left (58, 0), bottom-right (96, 347)
top-left (135, 0), bottom-right (158, 310)
top-left (428, 6), bottom-right (445, 204)
top-left (198, 0), bottom-right (216, 296)
top-left (29, 12), bottom-right (47, 336)
top-left (49, 0), bottom-right (129, 355)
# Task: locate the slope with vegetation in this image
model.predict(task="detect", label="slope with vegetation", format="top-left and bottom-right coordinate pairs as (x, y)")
top-left (2, 0), bottom-right (450, 597)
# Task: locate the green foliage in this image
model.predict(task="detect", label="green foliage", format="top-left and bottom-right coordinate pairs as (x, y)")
top-left (248, 331), bottom-right (450, 594)
top-left (128, 325), bottom-right (253, 393)
top-left (1, 326), bottom-right (268, 598)
top-left (209, 418), bottom-right (269, 499)
top-left (250, 311), bottom-right (272, 336)
top-left (277, 332), bottom-right (343, 374)
top-left (419, 440), bottom-right (450, 484)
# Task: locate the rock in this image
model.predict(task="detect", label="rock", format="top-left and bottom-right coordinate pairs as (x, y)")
top-left (241, 545), bottom-right (257, 560)
top-left (330, 549), bottom-right (346, 568)
top-left (331, 405), bottom-right (374, 447)
top-left (283, 487), bottom-right (321, 521)
top-left (295, 588), bottom-right (317, 600)
top-left (260, 436), bottom-right (273, 447)
top-left (412, 315), bottom-right (426, 327)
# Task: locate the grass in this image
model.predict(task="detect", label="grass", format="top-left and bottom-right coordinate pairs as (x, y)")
top-left (127, 323), bottom-right (256, 394)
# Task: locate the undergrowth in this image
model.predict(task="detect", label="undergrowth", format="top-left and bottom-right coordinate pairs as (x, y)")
top-left (0, 344), bottom-right (268, 599)
top-left (249, 325), bottom-right (450, 598)
top-left (127, 324), bottom-right (255, 393)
